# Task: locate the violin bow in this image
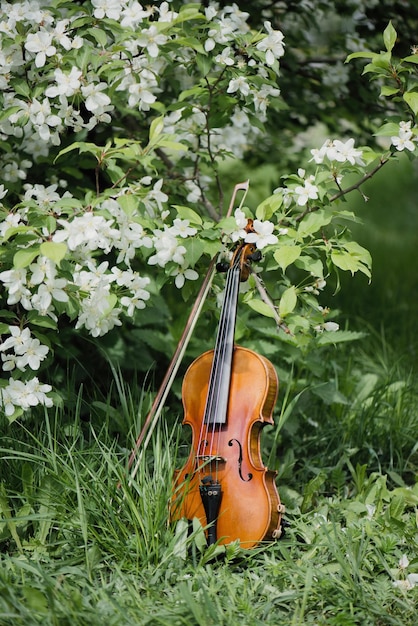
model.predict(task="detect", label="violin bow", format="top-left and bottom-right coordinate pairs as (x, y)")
top-left (126, 181), bottom-right (249, 485)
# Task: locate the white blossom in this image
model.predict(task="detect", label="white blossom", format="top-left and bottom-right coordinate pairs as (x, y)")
top-left (256, 21), bottom-right (285, 65)
top-left (230, 208), bottom-right (248, 242)
top-left (391, 121), bottom-right (416, 152)
top-left (294, 177), bottom-right (319, 206)
top-left (227, 76), bottom-right (250, 97)
top-left (310, 138), bottom-right (363, 165)
top-left (148, 230), bottom-right (186, 267)
top-left (52, 19), bottom-right (75, 51)
top-left (158, 2), bottom-right (178, 22)
top-left (25, 30), bottom-right (56, 68)
top-left (172, 266), bottom-right (199, 289)
top-left (45, 67), bottom-right (82, 98)
top-left (81, 82), bottom-right (111, 112)
top-left (0, 212), bottom-right (21, 237)
top-left (127, 80), bottom-right (157, 111)
top-left (120, 2), bottom-right (150, 28)
top-left (75, 285), bottom-right (122, 337)
top-left (0, 268), bottom-right (32, 309)
top-left (315, 321), bottom-right (340, 333)
top-left (53, 213), bottom-right (119, 253)
top-left (170, 218), bottom-right (197, 238)
top-left (215, 46), bottom-right (235, 66)
top-left (15, 338), bottom-right (49, 371)
top-left (142, 179), bottom-right (168, 215)
top-left (91, 0), bottom-right (123, 20)
top-left (136, 25), bottom-right (167, 58)
top-left (0, 326), bottom-right (31, 354)
top-left (28, 98), bottom-right (62, 142)
top-left (0, 377), bottom-right (53, 416)
top-left (399, 554), bottom-right (410, 570)
top-left (393, 574), bottom-right (418, 590)
top-left (252, 84), bottom-right (281, 115)
top-left (245, 219), bottom-right (278, 249)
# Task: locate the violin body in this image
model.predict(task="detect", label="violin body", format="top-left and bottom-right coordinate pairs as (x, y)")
top-left (172, 345), bottom-right (283, 548)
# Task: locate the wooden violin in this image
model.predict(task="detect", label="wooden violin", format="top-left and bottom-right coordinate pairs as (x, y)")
top-left (171, 234), bottom-right (284, 548)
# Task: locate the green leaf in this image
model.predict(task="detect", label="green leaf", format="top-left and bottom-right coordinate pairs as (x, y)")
top-left (2, 225), bottom-right (33, 242)
top-left (54, 142), bottom-right (102, 163)
top-left (175, 5), bottom-right (206, 24)
top-left (383, 21), bottom-right (397, 53)
top-left (11, 78), bottom-right (31, 98)
top-left (182, 237), bottom-right (204, 267)
top-left (374, 122), bottom-right (400, 137)
top-left (26, 312), bottom-right (57, 330)
top-left (179, 86), bottom-right (206, 102)
top-left (255, 193), bottom-right (283, 220)
top-left (13, 246), bottom-right (40, 269)
top-left (345, 51), bottom-right (377, 63)
top-left (117, 194), bottom-right (139, 216)
top-left (22, 587), bottom-right (48, 612)
top-left (279, 286), bottom-right (297, 317)
top-left (380, 85), bottom-right (399, 97)
top-left (317, 330), bottom-right (365, 345)
top-left (297, 210), bottom-right (332, 238)
top-left (149, 116), bottom-right (164, 143)
top-left (311, 382), bottom-right (349, 405)
top-left (402, 54), bottom-right (418, 64)
top-left (331, 250), bottom-right (359, 274)
top-left (331, 242), bottom-right (372, 278)
top-left (172, 205), bottom-right (203, 225)
top-left (196, 53), bottom-right (213, 76)
top-left (0, 484), bottom-right (23, 550)
top-left (0, 106), bottom-right (23, 123)
top-left (273, 245), bottom-right (302, 272)
top-left (40, 241), bottom-right (67, 264)
top-left (403, 91), bottom-right (418, 115)
top-left (247, 298), bottom-right (277, 319)
top-left (157, 139), bottom-right (187, 151)
top-left (86, 27), bottom-right (108, 48)
top-left (294, 256), bottom-right (324, 278)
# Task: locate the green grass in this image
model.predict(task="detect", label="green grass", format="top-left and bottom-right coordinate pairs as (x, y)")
top-left (0, 155), bottom-right (418, 626)
top-left (1, 347), bottom-right (417, 625)
top-left (1, 157), bottom-right (418, 625)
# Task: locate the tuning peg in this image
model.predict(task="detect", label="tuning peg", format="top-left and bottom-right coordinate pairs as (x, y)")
top-left (216, 261), bottom-right (230, 273)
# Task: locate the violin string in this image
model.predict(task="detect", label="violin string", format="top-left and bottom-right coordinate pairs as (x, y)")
top-left (209, 254), bottom-right (241, 482)
top-left (196, 269), bottom-right (228, 471)
top-left (197, 251), bottom-right (241, 482)
top-left (213, 263), bottom-right (239, 483)
top-left (198, 264), bottom-right (233, 458)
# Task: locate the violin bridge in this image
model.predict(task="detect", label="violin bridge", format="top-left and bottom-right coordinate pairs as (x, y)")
top-left (196, 455), bottom-right (226, 464)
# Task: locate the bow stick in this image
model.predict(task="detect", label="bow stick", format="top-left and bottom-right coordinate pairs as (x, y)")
top-left (126, 181), bottom-right (249, 485)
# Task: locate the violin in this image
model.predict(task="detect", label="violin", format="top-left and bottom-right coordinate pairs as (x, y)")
top-left (171, 231), bottom-right (284, 548)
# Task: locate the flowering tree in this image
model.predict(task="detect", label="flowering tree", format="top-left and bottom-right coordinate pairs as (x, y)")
top-left (0, 0), bottom-right (417, 422)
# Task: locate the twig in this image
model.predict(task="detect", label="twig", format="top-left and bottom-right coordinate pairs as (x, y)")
top-left (252, 273), bottom-right (291, 335)
top-left (329, 156), bottom-right (390, 203)
top-left (295, 155), bottom-right (390, 222)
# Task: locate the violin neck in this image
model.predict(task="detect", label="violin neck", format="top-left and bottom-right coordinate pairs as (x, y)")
top-left (204, 264), bottom-right (241, 425)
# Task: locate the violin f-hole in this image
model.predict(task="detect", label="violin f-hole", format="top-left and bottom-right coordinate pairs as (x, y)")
top-left (228, 438), bottom-right (253, 482)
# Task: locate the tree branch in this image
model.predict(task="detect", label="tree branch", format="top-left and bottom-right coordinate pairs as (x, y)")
top-left (329, 156), bottom-right (390, 203)
top-left (295, 155), bottom-right (391, 222)
top-left (252, 273), bottom-right (291, 335)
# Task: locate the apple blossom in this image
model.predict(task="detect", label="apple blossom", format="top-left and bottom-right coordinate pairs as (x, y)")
top-left (391, 121), bottom-right (416, 152)
top-left (25, 30), bottom-right (56, 68)
top-left (294, 177), bottom-right (319, 206)
top-left (245, 219), bottom-right (278, 249)
top-left (256, 21), bottom-right (285, 66)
